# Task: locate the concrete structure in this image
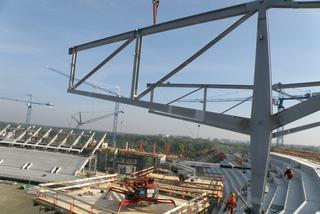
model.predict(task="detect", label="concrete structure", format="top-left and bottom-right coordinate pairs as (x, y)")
top-left (203, 153), bottom-right (320, 213)
top-left (0, 147), bottom-right (87, 183)
top-left (96, 147), bottom-right (167, 172)
top-left (0, 123), bottom-right (107, 183)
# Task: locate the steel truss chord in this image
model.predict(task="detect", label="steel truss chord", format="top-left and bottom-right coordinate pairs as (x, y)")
top-left (272, 121), bottom-right (320, 138)
top-left (68, 88), bottom-right (251, 135)
top-left (68, 1), bottom-right (258, 54)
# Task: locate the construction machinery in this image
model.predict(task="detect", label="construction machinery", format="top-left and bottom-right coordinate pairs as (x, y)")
top-left (105, 176), bottom-right (176, 212)
top-left (71, 110), bottom-right (124, 129)
top-left (0, 94), bottom-right (53, 128)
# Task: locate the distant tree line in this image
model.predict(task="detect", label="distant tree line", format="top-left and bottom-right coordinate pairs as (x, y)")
top-left (106, 133), bottom-right (223, 160)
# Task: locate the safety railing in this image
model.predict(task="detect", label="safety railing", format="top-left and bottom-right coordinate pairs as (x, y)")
top-left (35, 188), bottom-right (116, 214)
top-left (163, 193), bottom-right (209, 214)
top-left (40, 174), bottom-right (118, 190)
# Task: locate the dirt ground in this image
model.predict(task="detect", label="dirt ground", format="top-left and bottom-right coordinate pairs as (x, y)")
top-left (0, 183), bottom-right (38, 214)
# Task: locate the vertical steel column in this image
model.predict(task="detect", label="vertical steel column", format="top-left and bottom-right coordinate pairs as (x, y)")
top-left (131, 32), bottom-right (142, 99)
top-left (276, 90), bottom-right (285, 147)
top-left (25, 94), bottom-right (32, 128)
top-left (69, 52), bottom-right (77, 89)
top-left (112, 102), bottom-right (119, 148)
top-left (250, 2), bottom-right (272, 213)
top-left (203, 87), bottom-right (207, 112)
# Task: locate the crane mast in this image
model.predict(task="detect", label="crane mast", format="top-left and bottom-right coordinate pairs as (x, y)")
top-left (0, 94), bottom-right (53, 128)
top-left (48, 66), bottom-right (122, 149)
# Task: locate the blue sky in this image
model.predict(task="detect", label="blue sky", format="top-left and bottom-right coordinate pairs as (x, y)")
top-left (0, 0), bottom-right (320, 146)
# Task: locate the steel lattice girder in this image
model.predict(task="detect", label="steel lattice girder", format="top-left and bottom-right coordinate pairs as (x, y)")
top-left (67, 0), bottom-right (320, 213)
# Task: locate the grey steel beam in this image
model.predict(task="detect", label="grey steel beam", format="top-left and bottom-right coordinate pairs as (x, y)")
top-left (250, 4), bottom-right (272, 213)
top-left (147, 81), bottom-right (320, 90)
top-left (147, 83), bottom-right (254, 89)
top-left (273, 121), bottom-right (320, 138)
top-left (69, 52), bottom-right (77, 88)
top-left (149, 110), bottom-right (247, 133)
top-left (136, 11), bottom-right (256, 99)
top-left (68, 1), bottom-right (258, 54)
top-left (273, 81), bottom-right (320, 89)
top-left (131, 34), bottom-right (143, 98)
top-left (271, 95), bottom-right (320, 129)
top-left (203, 87), bottom-right (207, 112)
top-left (68, 88), bottom-right (251, 135)
top-left (179, 97), bottom-right (252, 103)
top-left (72, 39), bottom-right (133, 90)
top-left (271, 0), bottom-right (320, 9)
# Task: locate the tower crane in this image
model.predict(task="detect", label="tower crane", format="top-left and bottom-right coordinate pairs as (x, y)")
top-left (0, 94), bottom-right (53, 128)
top-left (273, 91), bottom-right (312, 146)
top-left (47, 66), bottom-right (121, 148)
top-left (71, 110), bottom-right (124, 129)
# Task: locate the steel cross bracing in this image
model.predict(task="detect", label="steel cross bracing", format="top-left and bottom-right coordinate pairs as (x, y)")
top-left (67, 1), bottom-right (320, 213)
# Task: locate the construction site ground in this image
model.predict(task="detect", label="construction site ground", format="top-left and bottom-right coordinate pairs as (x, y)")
top-left (34, 168), bottom-right (223, 214)
top-left (0, 183), bottom-right (39, 214)
top-left (67, 184), bottom-right (186, 214)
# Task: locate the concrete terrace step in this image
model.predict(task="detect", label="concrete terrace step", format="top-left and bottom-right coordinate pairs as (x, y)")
top-left (282, 175), bottom-right (305, 214)
top-left (262, 182), bottom-right (277, 212)
top-left (270, 154), bottom-right (320, 214)
top-left (295, 201), bottom-right (320, 214)
top-left (294, 168), bottom-right (320, 214)
top-left (268, 176), bottom-right (288, 213)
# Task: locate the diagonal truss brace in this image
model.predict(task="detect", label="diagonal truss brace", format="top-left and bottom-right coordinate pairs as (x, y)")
top-left (271, 95), bottom-right (320, 129)
top-left (273, 121), bottom-right (320, 138)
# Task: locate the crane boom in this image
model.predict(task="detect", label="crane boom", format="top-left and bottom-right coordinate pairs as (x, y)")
top-left (47, 66), bottom-right (122, 154)
top-left (47, 66), bottom-right (118, 96)
top-left (0, 96), bottom-right (52, 106)
top-left (0, 95), bottom-right (53, 128)
top-left (72, 110), bottom-right (124, 128)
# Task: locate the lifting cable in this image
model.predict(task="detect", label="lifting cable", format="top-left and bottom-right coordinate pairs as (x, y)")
top-left (153, 0), bottom-right (160, 25)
